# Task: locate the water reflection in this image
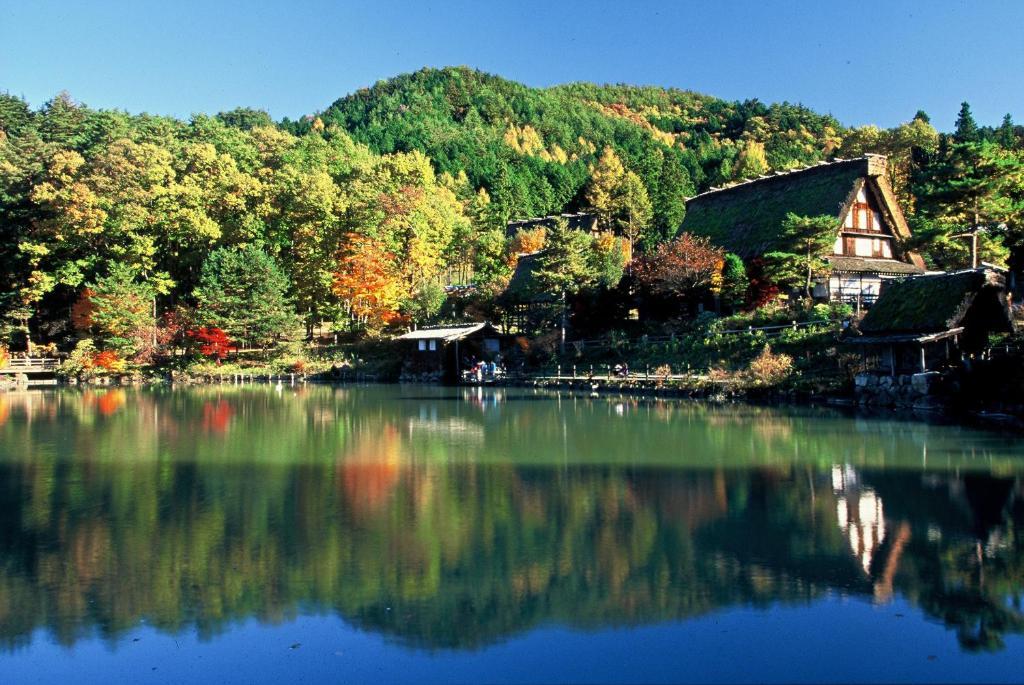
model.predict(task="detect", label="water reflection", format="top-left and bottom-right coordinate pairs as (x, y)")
top-left (0, 387), bottom-right (1021, 655)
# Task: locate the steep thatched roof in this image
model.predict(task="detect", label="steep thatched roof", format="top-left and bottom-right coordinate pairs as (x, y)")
top-left (506, 212), bottom-right (597, 238)
top-left (500, 251), bottom-right (556, 304)
top-left (857, 269), bottom-right (1014, 336)
top-left (680, 155), bottom-right (919, 265)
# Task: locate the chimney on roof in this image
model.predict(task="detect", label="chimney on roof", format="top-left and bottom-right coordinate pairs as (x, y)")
top-left (865, 154), bottom-right (887, 177)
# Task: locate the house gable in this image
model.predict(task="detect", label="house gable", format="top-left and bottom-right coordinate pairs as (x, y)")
top-left (833, 180), bottom-right (898, 260)
top-left (680, 155), bottom-right (924, 269)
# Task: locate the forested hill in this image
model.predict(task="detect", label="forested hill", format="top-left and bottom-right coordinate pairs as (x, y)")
top-left (2, 65), bottom-right (1019, 352)
top-left (284, 66), bottom-right (844, 238)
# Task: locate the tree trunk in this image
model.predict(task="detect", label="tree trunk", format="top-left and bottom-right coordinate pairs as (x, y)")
top-left (805, 242), bottom-right (813, 299)
top-left (560, 289), bottom-right (567, 355)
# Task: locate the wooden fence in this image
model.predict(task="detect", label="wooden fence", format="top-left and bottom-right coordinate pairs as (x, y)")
top-left (564, 319), bottom-right (837, 353)
top-left (0, 357), bottom-right (61, 373)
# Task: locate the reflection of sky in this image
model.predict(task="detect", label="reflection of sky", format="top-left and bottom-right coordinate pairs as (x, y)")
top-left (3, 597), bottom-right (1023, 684)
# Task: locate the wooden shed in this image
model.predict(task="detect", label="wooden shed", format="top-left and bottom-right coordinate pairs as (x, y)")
top-left (845, 269), bottom-right (1015, 375)
top-left (396, 323), bottom-right (505, 382)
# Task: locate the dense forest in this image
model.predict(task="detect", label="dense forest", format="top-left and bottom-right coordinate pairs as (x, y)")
top-left (1, 66), bottom-right (1022, 367)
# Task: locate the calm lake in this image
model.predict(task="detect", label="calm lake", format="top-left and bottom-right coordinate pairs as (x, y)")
top-left (0, 385), bottom-right (1022, 683)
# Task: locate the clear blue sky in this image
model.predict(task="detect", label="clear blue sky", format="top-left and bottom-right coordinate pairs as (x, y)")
top-left (2, 0), bottom-right (1022, 132)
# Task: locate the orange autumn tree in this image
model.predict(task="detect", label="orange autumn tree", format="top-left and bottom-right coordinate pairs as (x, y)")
top-left (332, 232), bottom-right (404, 331)
top-left (70, 287), bottom-right (97, 332)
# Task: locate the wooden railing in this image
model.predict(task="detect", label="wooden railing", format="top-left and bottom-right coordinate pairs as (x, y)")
top-left (1, 357), bottom-right (61, 372)
top-left (564, 319), bottom-right (837, 353)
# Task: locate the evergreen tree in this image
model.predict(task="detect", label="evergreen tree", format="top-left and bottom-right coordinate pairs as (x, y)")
top-left (997, 114), bottom-right (1016, 149)
top-left (912, 141), bottom-right (1021, 268)
top-left (720, 253), bottom-right (748, 311)
top-left (534, 218), bottom-right (599, 351)
top-left (194, 246), bottom-right (296, 349)
top-left (954, 101), bottom-right (980, 144)
top-left (86, 264), bottom-right (157, 358)
top-left (762, 214), bottom-right (837, 298)
top-left (0, 93), bottom-right (34, 136)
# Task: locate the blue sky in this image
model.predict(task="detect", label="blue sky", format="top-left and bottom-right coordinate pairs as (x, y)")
top-left (2, 0), bottom-right (1021, 131)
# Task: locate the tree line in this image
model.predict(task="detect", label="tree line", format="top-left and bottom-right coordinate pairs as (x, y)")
top-left (2, 67), bottom-right (1022, 367)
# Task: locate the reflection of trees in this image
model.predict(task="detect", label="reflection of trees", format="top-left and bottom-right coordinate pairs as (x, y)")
top-left (865, 472), bottom-right (1024, 652)
top-left (0, 388), bottom-right (1020, 653)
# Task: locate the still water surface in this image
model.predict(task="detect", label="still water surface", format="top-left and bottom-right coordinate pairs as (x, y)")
top-left (0, 385), bottom-right (1022, 683)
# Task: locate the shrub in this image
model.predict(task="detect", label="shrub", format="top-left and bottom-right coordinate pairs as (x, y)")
top-left (653, 363), bottom-right (672, 387)
top-left (0, 345), bottom-right (8, 369)
top-left (60, 339), bottom-right (97, 380)
top-left (747, 345), bottom-right (794, 386)
top-left (811, 303), bottom-right (832, 322)
top-left (188, 327), bottom-right (238, 362)
top-left (91, 350), bottom-right (127, 373)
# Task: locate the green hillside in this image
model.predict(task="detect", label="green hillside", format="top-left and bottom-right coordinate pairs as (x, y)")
top-left (287, 66), bottom-right (843, 236)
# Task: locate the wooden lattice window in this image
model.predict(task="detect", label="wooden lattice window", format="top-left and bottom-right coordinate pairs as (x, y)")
top-left (844, 187), bottom-right (885, 233)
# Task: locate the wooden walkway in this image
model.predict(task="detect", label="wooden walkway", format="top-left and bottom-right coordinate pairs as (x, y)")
top-left (0, 358), bottom-right (60, 375)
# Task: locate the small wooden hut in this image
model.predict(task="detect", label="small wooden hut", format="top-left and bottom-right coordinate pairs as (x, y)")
top-left (396, 323), bottom-right (504, 382)
top-left (845, 268), bottom-right (1015, 375)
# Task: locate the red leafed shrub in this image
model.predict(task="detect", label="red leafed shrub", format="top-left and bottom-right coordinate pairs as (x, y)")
top-left (188, 327), bottom-right (238, 362)
top-left (91, 350), bottom-right (126, 371)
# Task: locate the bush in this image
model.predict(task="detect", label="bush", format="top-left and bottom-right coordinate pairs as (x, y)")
top-left (0, 345), bottom-right (8, 369)
top-left (60, 339), bottom-right (97, 380)
top-left (653, 364), bottom-right (672, 387)
top-left (747, 345), bottom-right (794, 386)
top-left (91, 350), bottom-right (127, 373)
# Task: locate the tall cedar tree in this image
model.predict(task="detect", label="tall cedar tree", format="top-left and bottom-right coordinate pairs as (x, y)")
top-left (953, 102), bottom-right (980, 144)
top-left (193, 246), bottom-right (295, 349)
top-left (912, 141), bottom-right (1022, 268)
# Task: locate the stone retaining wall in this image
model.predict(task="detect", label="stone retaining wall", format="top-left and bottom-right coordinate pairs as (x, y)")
top-left (854, 371), bottom-right (942, 409)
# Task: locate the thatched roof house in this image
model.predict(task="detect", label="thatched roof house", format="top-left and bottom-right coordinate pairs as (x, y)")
top-left (846, 269), bottom-right (1014, 374)
top-left (506, 212), bottom-right (597, 239)
top-left (680, 155), bottom-right (925, 304)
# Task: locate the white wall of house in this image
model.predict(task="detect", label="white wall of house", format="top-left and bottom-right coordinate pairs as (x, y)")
top-left (829, 274), bottom-right (883, 302)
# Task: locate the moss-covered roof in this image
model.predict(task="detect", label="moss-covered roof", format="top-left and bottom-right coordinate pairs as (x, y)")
top-left (828, 256), bottom-right (923, 275)
top-left (681, 157), bottom-right (870, 258)
top-left (858, 269), bottom-right (1011, 334)
top-left (506, 213), bottom-right (597, 238)
top-left (500, 251), bottom-right (557, 304)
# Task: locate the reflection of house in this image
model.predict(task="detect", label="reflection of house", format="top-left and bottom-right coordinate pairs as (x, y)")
top-left (395, 323), bottom-right (504, 382)
top-left (680, 155), bottom-right (925, 304)
top-left (832, 465), bottom-right (886, 575)
top-left (846, 268), bottom-right (1015, 374)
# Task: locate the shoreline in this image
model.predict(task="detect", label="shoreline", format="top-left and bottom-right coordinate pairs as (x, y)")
top-left (8, 370), bottom-right (1023, 433)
